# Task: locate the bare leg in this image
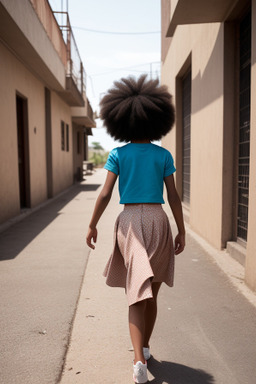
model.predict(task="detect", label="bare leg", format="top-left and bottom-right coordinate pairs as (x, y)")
top-left (143, 282), bottom-right (162, 348)
top-left (129, 300), bottom-right (147, 364)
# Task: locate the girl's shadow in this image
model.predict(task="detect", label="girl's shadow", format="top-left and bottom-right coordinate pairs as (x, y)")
top-left (147, 356), bottom-right (215, 384)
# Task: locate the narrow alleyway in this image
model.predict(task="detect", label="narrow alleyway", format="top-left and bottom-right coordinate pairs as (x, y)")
top-left (60, 170), bottom-right (256, 384)
top-left (0, 169), bottom-right (256, 384)
top-left (0, 172), bottom-right (102, 383)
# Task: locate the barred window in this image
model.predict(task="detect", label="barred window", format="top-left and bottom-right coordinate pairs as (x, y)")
top-left (182, 69), bottom-right (191, 205)
top-left (237, 10), bottom-right (251, 241)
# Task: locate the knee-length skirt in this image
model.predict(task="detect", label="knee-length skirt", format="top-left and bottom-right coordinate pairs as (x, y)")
top-left (103, 204), bottom-right (175, 306)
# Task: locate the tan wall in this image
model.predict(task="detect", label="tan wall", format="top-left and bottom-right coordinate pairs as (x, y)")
top-left (0, 0), bottom-right (94, 226)
top-left (0, 41), bottom-right (75, 224)
top-left (0, 0), bottom-right (66, 91)
top-left (51, 93), bottom-right (73, 196)
top-left (0, 42), bottom-right (47, 223)
top-left (190, 24), bottom-right (224, 249)
top-left (161, 0), bottom-right (172, 62)
top-left (29, 0), bottom-right (67, 66)
top-left (245, 2), bottom-right (256, 291)
top-left (162, 7), bottom-right (256, 291)
top-left (162, 23), bottom-right (225, 249)
top-left (0, 45), bottom-right (20, 222)
top-left (170, 0), bottom-right (179, 19)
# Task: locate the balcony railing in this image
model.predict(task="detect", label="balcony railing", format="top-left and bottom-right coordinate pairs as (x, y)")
top-left (53, 11), bottom-right (86, 96)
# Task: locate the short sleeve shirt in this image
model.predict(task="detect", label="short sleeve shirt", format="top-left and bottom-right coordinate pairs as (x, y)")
top-left (104, 143), bottom-right (176, 204)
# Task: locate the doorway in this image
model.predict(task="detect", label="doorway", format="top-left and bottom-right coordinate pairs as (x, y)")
top-left (16, 94), bottom-right (30, 208)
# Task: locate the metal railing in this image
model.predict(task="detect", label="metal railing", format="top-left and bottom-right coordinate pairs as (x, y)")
top-left (237, 10), bottom-right (251, 242)
top-left (53, 11), bottom-right (86, 95)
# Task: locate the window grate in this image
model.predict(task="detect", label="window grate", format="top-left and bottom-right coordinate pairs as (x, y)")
top-left (182, 70), bottom-right (191, 204)
top-left (237, 10), bottom-right (251, 241)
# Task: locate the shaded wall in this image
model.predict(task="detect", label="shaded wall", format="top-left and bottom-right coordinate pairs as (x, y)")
top-left (0, 42), bottom-right (47, 222)
top-left (0, 41), bottom-right (74, 224)
top-left (162, 23), bottom-right (225, 249)
top-left (246, 0), bottom-right (256, 290)
top-left (162, 6), bottom-right (256, 291)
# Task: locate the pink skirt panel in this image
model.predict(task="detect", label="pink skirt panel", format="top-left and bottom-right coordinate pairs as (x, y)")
top-left (103, 204), bottom-right (175, 306)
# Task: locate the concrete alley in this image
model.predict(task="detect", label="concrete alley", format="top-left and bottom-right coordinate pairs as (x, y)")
top-left (0, 169), bottom-right (256, 384)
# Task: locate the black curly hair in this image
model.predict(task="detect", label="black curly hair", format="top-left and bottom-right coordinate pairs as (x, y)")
top-left (100, 74), bottom-right (175, 142)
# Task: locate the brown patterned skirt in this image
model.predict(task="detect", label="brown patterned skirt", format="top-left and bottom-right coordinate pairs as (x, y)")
top-left (103, 204), bottom-right (175, 306)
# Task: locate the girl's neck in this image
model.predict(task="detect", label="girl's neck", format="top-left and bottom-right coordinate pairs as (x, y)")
top-left (131, 140), bottom-right (151, 144)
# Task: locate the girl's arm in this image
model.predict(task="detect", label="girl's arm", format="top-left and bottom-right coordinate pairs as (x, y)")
top-left (86, 171), bottom-right (118, 249)
top-left (164, 174), bottom-right (185, 255)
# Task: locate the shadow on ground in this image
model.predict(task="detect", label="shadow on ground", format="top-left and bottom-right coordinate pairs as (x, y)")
top-left (0, 182), bottom-right (101, 261)
top-left (148, 356), bottom-right (215, 384)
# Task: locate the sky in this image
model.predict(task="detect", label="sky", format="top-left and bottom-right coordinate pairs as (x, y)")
top-left (49, 0), bottom-right (161, 151)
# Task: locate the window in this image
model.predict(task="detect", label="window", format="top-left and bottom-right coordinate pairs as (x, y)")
top-left (61, 121), bottom-right (65, 151)
top-left (77, 131), bottom-right (80, 154)
top-left (66, 124), bottom-right (69, 152)
top-left (61, 121), bottom-right (70, 152)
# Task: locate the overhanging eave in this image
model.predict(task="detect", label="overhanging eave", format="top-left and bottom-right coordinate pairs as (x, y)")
top-left (167, 0), bottom-right (241, 37)
top-left (72, 116), bottom-right (96, 128)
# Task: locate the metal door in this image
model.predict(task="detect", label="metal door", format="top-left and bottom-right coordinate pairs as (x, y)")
top-left (237, 10), bottom-right (251, 241)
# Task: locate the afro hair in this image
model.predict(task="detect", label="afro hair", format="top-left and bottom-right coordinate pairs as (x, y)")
top-left (100, 74), bottom-right (175, 142)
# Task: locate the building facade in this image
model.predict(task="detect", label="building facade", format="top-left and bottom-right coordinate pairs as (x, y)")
top-left (161, 0), bottom-right (256, 291)
top-left (0, 0), bottom-right (95, 225)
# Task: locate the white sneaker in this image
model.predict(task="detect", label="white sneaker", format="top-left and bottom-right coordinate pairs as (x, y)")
top-left (133, 361), bottom-right (148, 383)
top-left (143, 347), bottom-right (151, 360)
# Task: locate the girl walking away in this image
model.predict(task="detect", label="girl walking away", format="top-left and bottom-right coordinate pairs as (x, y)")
top-left (86, 74), bottom-right (185, 383)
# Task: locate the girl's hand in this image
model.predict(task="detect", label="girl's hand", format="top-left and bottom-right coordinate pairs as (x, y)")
top-left (174, 233), bottom-right (185, 255)
top-left (86, 227), bottom-right (98, 249)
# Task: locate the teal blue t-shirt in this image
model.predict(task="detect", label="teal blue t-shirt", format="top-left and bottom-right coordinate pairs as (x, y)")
top-left (104, 143), bottom-right (176, 204)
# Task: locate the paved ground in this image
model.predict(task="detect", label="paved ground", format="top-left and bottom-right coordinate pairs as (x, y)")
top-left (1, 169), bottom-right (256, 384)
top-left (0, 176), bottom-right (101, 383)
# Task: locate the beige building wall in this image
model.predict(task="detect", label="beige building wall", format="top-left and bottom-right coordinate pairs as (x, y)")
top-left (162, 0), bottom-right (256, 291)
top-left (0, 41), bottom-right (80, 224)
top-left (190, 25), bottom-right (224, 249)
top-left (162, 23), bottom-right (225, 249)
top-left (0, 42), bottom-right (47, 222)
top-left (0, 0), bottom-right (95, 226)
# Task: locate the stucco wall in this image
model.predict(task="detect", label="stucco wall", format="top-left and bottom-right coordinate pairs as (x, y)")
top-left (162, 8), bottom-right (256, 291)
top-left (162, 23), bottom-right (225, 249)
top-left (0, 42), bottom-right (47, 223)
top-left (0, 0), bottom-right (66, 90)
top-left (190, 24), bottom-right (224, 249)
top-left (51, 92), bottom-right (73, 196)
top-left (0, 44), bottom-right (20, 222)
top-left (0, 41), bottom-right (75, 224)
